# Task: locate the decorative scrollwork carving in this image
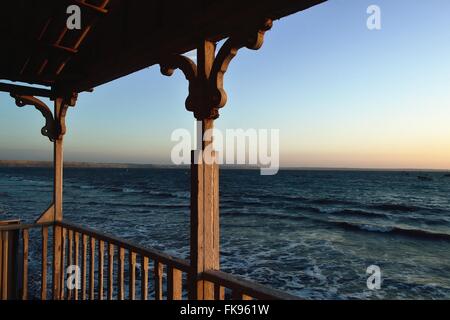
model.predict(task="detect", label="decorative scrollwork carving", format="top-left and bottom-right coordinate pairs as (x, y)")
top-left (160, 18), bottom-right (273, 120)
top-left (209, 19), bottom-right (273, 111)
top-left (160, 55), bottom-right (197, 80)
top-left (56, 100), bottom-right (70, 140)
top-left (160, 55), bottom-right (198, 112)
top-left (12, 94), bottom-right (58, 141)
top-left (10, 93), bottom-right (76, 142)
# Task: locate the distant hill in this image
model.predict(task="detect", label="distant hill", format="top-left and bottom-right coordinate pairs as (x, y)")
top-left (0, 160), bottom-right (177, 169)
top-left (0, 160), bottom-right (257, 170)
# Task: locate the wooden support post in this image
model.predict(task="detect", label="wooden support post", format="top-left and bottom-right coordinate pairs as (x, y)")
top-left (6, 84), bottom-right (78, 301)
top-left (160, 28), bottom-right (272, 300)
top-left (52, 97), bottom-right (65, 300)
top-left (9, 92), bottom-right (76, 300)
top-left (176, 40), bottom-right (220, 301)
top-left (190, 117), bottom-right (220, 300)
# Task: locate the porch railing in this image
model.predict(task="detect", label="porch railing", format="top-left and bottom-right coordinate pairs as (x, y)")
top-left (0, 220), bottom-right (296, 300)
top-left (57, 221), bottom-right (190, 300)
top-left (201, 270), bottom-right (299, 300)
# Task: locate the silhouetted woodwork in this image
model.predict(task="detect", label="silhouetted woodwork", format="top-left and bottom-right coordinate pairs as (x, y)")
top-left (1, 0), bottom-right (325, 92)
top-left (161, 19), bottom-right (272, 119)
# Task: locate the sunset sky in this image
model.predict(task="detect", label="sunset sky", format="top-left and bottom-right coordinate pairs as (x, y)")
top-left (1, 0), bottom-right (450, 169)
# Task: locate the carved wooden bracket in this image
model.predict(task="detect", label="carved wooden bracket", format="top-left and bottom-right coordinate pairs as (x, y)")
top-left (160, 18), bottom-right (273, 120)
top-left (10, 92), bottom-right (77, 142)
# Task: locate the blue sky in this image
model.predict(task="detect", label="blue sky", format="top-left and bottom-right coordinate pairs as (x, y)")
top-left (1, 0), bottom-right (450, 168)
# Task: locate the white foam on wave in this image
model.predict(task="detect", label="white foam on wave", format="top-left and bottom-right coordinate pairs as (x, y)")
top-left (358, 224), bottom-right (394, 233)
top-left (122, 188), bottom-right (141, 193)
top-left (173, 191), bottom-right (189, 199)
top-left (304, 265), bottom-right (327, 282)
top-left (80, 185), bottom-right (95, 189)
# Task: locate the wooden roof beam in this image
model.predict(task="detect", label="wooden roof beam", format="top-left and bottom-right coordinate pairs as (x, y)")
top-left (0, 82), bottom-right (88, 102)
top-left (0, 82), bottom-right (53, 98)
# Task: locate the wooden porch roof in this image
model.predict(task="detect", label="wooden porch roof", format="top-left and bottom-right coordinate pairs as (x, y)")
top-left (0, 0), bottom-right (325, 95)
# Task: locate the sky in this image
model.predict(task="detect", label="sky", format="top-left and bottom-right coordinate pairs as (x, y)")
top-left (1, 0), bottom-right (450, 169)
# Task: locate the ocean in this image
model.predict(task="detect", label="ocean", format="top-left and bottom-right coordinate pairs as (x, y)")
top-left (0, 167), bottom-right (449, 299)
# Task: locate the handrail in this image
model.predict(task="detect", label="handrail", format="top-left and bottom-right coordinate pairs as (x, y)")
top-left (56, 220), bottom-right (190, 273)
top-left (0, 222), bottom-right (52, 232)
top-left (0, 220), bottom-right (52, 300)
top-left (0, 220), bottom-right (21, 226)
top-left (201, 269), bottom-right (301, 300)
top-left (1, 219), bottom-right (299, 301)
top-left (56, 220), bottom-right (189, 300)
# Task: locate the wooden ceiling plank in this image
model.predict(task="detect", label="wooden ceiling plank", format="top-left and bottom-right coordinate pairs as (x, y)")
top-left (2, 0), bottom-right (326, 93)
top-left (75, 0), bottom-right (109, 14)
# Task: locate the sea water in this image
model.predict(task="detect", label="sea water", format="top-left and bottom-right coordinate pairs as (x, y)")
top-left (0, 167), bottom-right (449, 299)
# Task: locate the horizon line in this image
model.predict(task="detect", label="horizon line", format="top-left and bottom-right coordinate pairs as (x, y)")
top-left (0, 160), bottom-right (449, 172)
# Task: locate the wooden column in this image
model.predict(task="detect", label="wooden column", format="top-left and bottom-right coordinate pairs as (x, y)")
top-left (160, 24), bottom-right (272, 299)
top-left (190, 120), bottom-right (220, 300)
top-left (9, 92), bottom-right (76, 300)
top-left (190, 41), bottom-right (220, 300)
top-left (52, 97), bottom-right (65, 300)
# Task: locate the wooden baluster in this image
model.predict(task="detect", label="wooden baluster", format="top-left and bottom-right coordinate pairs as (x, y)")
top-left (41, 227), bottom-right (48, 300)
top-left (98, 240), bottom-right (104, 300)
top-left (167, 266), bottom-right (182, 300)
top-left (74, 232), bottom-right (79, 300)
top-left (118, 247), bottom-right (125, 300)
top-left (129, 251), bottom-right (136, 300)
top-left (60, 228), bottom-right (67, 300)
top-left (1, 231), bottom-right (8, 300)
top-left (107, 243), bottom-right (114, 300)
top-left (89, 237), bottom-right (95, 300)
top-left (141, 256), bottom-right (148, 300)
top-left (154, 260), bottom-right (163, 300)
top-left (22, 229), bottom-right (29, 300)
top-left (67, 230), bottom-right (73, 300)
top-left (214, 283), bottom-right (224, 300)
top-left (81, 234), bottom-right (87, 300)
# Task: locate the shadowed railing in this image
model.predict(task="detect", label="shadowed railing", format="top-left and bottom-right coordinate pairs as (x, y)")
top-left (1, 220), bottom-right (296, 300)
top-left (0, 220), bottom-right (53, 300)
top-left (201, 270), bottom-right (300, 300)
top-left (56, 221), bottom-right (190, 300)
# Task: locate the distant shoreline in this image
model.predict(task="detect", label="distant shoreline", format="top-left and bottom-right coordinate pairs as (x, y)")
top-left (0, 160), bottom-right (176, 169)
top-left (0, 160), bottom-right (449, 172)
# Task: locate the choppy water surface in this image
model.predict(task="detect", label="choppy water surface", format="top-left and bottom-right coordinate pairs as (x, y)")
top-left (0, 167), bottom-right (449, 299)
